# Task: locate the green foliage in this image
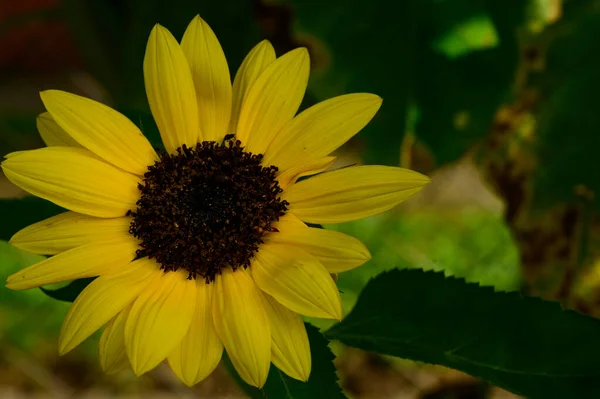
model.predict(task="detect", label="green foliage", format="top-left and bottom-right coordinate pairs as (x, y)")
top-left (120, 108), bottom-right (163, 149)
top-left (0, 197), bottom-right (64, 241)
top-left (433, 15), bottom-right (498, 58)
top-left (0, 241), bottom-right (70, 350)
top-left (0, 115), bottom-right (42, 158)
top-left (326, 268), bottom-right (600, 398)
top-left (280, 0), bottom-right (417, 165)
top-left (415, 46), bottom-right (515, 164)
top-left (328, 210), bottom-right (520, 304)
top-left (225, 323), bottom-right (345, 398)
top-left (415, 0), bottom-right (526, 164)
top-left (40, 278), bottom-right (95, 303)
top-left (527, 0), bottom-right (600, 210)
top-left (0, 241), bottom-right (45, 303)
top-left (62, 0), bottom-right (260, 109)
top-left (308, 210), bottom-right (520, 335)
top-left (390, 211), bottom-right (520, 287)
top-left (281, 0), bottom-right (526, 165)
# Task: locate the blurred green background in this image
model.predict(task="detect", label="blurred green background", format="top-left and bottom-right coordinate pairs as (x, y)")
top-left (1, 0), bottom-right (598, 397)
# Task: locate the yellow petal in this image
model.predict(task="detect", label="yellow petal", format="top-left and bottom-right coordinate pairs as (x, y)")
top-left (283, 165), bottom-right (430, 224)
top-left (40, 90), bottom-right (158, 175)
top-left (37, 112), bottom-right (81, 148)
top-left (99, 304), bottom-right (132, 374)
top-left (268, 214), bottom-right (371, 273)
top-left (228, 40), bottom-right (276, 134)
top-left (236, 48), bottom-right (309, 154)
top-left (6, 234), bottom-right (139, 290)
top-left (144, 24), bottom-right (199, 153)
top-left (252, 243), bottom-right (342, 320)
top-left (212, 268), bottom-right (270, 388)
top-left (10, 212), bottom-right (131, 255)
top-left (263, 94), bottom-right (382, 171)
top-left (1, 147), bottom-right (140, 218)
top-left (276, 156), bottom-right (336, 190)
top-left (59, 257), bottom-right (158, 355)
top-left (168, 280), bottom-right (223, 386)
top-left (262, 294), bottom-right (310, 381)
top-left (181, 15), bottom-right (232, 142)
top-left (125, 269), bottom-right (197, 376)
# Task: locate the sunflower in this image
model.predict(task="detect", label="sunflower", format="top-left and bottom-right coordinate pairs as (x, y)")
top-left (1, 15), bottom-right (429, 388)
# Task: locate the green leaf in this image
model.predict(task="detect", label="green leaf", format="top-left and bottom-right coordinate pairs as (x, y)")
top-left (40, 277), bottom-right (95, 302)
top-left (225, 323), bottom-right (346, 398)
top-left (325, 268), bottom-right (600, 399)
top-left (0, 197), bottom-right (64, 241)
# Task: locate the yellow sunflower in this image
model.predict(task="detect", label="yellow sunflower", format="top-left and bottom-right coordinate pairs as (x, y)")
top-left (1, 15), bottom-right (429, 388)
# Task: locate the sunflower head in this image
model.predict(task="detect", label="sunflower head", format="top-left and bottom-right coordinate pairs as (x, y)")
top-left (1, 14), bottom-right (429, 389)
top-left (129, 137), bottom-right (289, 282)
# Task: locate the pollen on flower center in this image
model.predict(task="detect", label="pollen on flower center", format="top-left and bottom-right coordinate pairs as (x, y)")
top-left (127, 136), bottom-right (288, 282)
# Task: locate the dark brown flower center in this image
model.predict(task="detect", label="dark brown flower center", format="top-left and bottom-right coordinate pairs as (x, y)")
top-left (127, 136), bottom-right (288, 282)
